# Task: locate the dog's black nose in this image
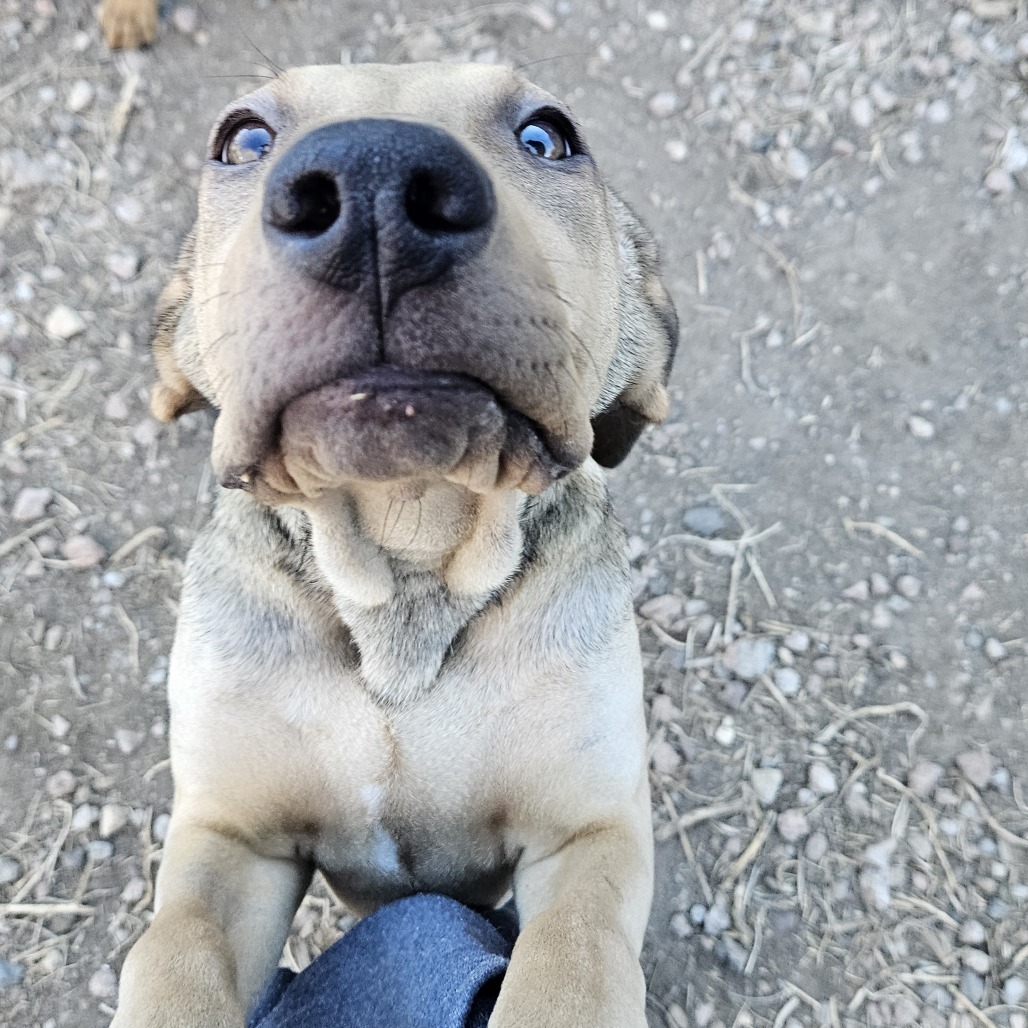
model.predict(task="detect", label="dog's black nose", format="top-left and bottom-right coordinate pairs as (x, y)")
top-left (262, 119), bottom-right (495, 302)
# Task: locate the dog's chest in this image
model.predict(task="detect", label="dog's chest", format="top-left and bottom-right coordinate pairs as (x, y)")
top-left (269, 678), bottom-right (518, 911)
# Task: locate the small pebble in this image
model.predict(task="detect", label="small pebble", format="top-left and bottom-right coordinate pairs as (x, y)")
top-left (870, 572), bottom-right (891, 597)
top-left (959, 970), bottom-right (985, 1005)
top-left (703, 894), bottom-right (731, 935)
top-left (961, 948), bottom-right (990, 974)
top-left (44, 305), bottom-right (86, 340)
top-left (0, 855), bottom-right (21, 884)
top-left (895, 575), bottom-right (922, 599)
top-left (783, 147), bottom-right (810, 181)
top-left (62, 535), bottom-right (106, 568)
top-left (907, 415), bottom-right (935, 439)
top-left (11, 486), bottom-right (51, 521)
top-left (87, 840), bottom-right (114, 861)
top-left (750, 767), bottom-right (783, 806)
top-left (808, 762), bottom-right (838, 795)
top-left (88, 964), bottom-right (118, 999)
top-left (777, 808), bottom-right (809, 843)
top-left (106, 250), bottom-right (140, 281)
top-left (907, 760), bottom-right (944, 798)
top-left (783, 632), bottom-right (810, 654)
top-left (639, 594), bottom-right (684, 629)
top-left (647, 91), bottom-right (678, 119)
top-left (773, 667), bottom-right (801, 697)
top-left (0, 960), bottom-right (25, 989)
top-left (99, 803), bottom-right (130, 838)
top-left (683, 506), bottom-right (728, 537)
top-left (114, 728), bottom-right (145, 756)
top-left (850, 95), bottom-right (874, 128)
top-left (842, 580), bottom-right (870, 602)
top-left (983, 637), bottom-right (1007, 662)
top-left (985, 168), bottom-right (1014, 194)
top-left (105, 393), bottom-right (129, 420)
top-left (66, 79), bottom-right (94, 113)
top-left (956, 751), bottom-right (992, 789)
top-left (713, 716), bottom-right (736, 747)
top-left (804, 831), bottom-right (828, 862)
top-left (1002, 977), bottom-right (1027, 1007)
top-left (172, 5), bottom-right (198, 33)
top-left (47, 768), bottom-right (76, 797)
top-left (722, 637), bottom-right (775, 680)
top-left (958, 919), bottom-right (986, 946)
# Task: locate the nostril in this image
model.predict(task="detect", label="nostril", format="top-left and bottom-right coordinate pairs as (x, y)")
top-left (267, 171), bottom-right (342, 235)
top-left (405, 170), bottom-right (493, 234)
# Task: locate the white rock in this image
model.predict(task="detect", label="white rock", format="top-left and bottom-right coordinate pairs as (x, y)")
top-left (1002, 977), bottom-right (1027, 1007)
top-left (105, 393), bottom-right (129, 420)
top-left (11, 486), bottom-right (52, 521)
top-left (732, 18), bottom-right (757, 43)
top-left (907, 760), bottom-right (943, 798)
top-left (957, 751), bottom-right (992, 788)
top-left (114, 728), bottom-right (145, 756)
top-left (722, 637), bottom-right (775, 680)
top-left (639, 594), bottom-right (685, 629)
top-left (808, 762), bottom-right (838, 795)
top-left (984, 637), bottom-right (1007, 662)
top-left (750, 767), bottom-right (783, 806)
top-left (777, 808), bottom-right (809, 843)
top-left (783, 631), bottom-right (810, 653)
top-left (172, 5), bottom-right (198, 33)
top-left (895, 575), bottom-right (922, 598)
top-left (44, 305), bottom-right (86, 339)
top-left (61, 535), bottom-right (106, 568)
top-left (0, 855), bottom-right (22, 884)
top-left (702, 894), bottom-right (731, 935)
top-left (907, 415), bottom-right (935, 439)
top-left (925, 99), bottom-right (951, 124)
top-left (1002, 131), bottom-right (1028, 174)
top-left (99, 804), bottom-right (130, 839)
top-left (664, 139), bottom-right (687, 162)
top-left (804, 831), bottom-right (828, 862)
top-left (88, 964), bottom-right (118, 999)
top-left (783, 147), bottom-right (810, 181)
top-left (958, 918), bottom-right (986, 945)
top-left (71, 804), bottom-right (98, 831)
top-left (648, 91), bottom-right (678, 119)
top-left (773, 667), bottom-right (801, 697)
top-left (985, 168), bottom-right (1014, 194)
top-left (842, 580), bottom-right (870, 602)
top-left (713, 716), bottom-right (736, 747)
top-left (850, 96), bottom-right (874, 128)
top-left (66, 79), bottom-right (94, 113)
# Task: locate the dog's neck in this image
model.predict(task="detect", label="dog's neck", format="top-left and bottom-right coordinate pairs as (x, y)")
top-left (276, 480), bottom-right (527, 704)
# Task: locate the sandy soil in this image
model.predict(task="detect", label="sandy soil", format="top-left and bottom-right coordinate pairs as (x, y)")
top-left (1, 2), bottom-right (1027, 1026)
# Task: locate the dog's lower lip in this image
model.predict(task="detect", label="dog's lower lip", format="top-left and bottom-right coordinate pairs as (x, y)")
top-left (286, 364), bottom-right (581, 470)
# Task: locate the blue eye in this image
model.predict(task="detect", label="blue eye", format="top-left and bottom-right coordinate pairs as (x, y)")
top-left (518, 120), bottom-right (572, 161)
top-left (221, 121), bottom-right (275, 165)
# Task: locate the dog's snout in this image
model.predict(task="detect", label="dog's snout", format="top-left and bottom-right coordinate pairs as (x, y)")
top-left (262, 119), bottom-right (495, 298)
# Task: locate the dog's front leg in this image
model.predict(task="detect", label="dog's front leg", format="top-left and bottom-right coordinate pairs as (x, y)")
top-left (112, 816), bottom-right (309, 1028)
top-left (491, 806), bottom-right (654, 1028)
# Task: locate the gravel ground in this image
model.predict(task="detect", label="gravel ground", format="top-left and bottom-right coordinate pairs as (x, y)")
top-left (2, 1), bottom-right (1028, 1026)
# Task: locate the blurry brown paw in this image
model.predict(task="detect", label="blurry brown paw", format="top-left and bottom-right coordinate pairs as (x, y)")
top-left (99, 0), bottom-right (158, 49)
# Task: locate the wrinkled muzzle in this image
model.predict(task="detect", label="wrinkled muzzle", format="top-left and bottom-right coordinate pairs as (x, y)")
top-left (206, 117), bottom-right (594, 499)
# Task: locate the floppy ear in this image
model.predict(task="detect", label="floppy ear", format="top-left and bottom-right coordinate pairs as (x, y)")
top-left (150, 228), bottom-right (209, 422)
top-left (590, 192), bottom-right (678, 468)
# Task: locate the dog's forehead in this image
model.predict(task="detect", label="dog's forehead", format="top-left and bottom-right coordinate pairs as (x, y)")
top-left (254, 63), bottom-right (551, 131)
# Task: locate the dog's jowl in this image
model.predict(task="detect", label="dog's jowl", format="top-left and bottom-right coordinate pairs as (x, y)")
top-left (113, 63), bottom-right (677, 1028)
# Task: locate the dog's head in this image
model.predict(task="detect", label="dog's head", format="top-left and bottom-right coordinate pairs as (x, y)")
top-left (153, 63), bottom-right (677, 500)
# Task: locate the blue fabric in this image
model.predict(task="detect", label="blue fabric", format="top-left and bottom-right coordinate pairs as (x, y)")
top-left (248, 894), bottom-right (517, 1028)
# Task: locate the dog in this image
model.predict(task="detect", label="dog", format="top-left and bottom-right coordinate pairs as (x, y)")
top-left (110, 62), bottom-right (678, 1028)
top-left (99, 0), bottom-right (157, 49)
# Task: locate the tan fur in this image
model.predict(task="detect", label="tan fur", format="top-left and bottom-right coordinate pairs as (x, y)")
top-left (112, 64), bottom-right (676, 1028)
top-left (99, 0), bottom-right (157, 49)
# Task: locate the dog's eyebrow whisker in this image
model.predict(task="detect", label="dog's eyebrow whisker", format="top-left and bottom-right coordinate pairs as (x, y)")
top-left (403, 498), bottom-right (423, 551)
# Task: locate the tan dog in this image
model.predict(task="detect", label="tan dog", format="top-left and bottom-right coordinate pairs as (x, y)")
top-left (99, 0), bottom-right (157, 49)
top-left (111, 63), bottom-right (677, 1028)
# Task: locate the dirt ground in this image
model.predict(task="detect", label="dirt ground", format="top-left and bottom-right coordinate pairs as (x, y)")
top-left (2, 1), bottom-right (1027, 1026)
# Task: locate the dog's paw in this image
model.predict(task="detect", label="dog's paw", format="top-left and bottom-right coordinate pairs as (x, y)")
top-left (98, 0), bottom-right (158, 49)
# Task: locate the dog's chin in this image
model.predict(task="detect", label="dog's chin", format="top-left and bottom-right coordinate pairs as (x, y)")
top-left (224, 365), bottom-right (588, 502)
